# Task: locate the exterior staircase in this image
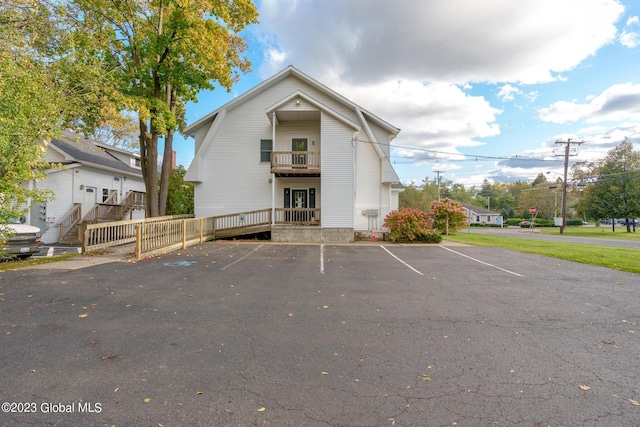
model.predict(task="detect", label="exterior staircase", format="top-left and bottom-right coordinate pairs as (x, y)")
top-left (58, 190), bottom-right (145, 244)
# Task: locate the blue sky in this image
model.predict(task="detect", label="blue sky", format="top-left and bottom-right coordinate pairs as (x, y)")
top-left (173, 0), bottom-right (640, 188)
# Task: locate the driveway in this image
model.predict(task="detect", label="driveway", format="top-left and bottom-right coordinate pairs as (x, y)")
top-left (1, 242), bottom-right (639, 426)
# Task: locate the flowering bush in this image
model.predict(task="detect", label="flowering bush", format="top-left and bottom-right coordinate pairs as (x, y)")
top-left (383, 207), bottom-right (442, 243)
top-left (428, 198), bottom-right (468, 235)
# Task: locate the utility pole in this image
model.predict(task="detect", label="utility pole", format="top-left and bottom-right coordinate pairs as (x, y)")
top-left (434, 170), bottom-right (442, 201)
top-left (555, 138), bottom-right (585, 234)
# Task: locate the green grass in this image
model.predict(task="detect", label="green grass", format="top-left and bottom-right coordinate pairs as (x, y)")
top-left (445, 233), bottom-right (640, 274)
top-left (0, 253), bottom-right (79, 271)
top-left (536, 226), bottom-right (640, 240)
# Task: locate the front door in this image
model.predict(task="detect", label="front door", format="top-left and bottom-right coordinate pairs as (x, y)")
top-left (292, 138), bottom-right (308, 168)
top-left (83, 186), bottom-right (97, 214)
top-left (292, 189), bottom-right (307, 222)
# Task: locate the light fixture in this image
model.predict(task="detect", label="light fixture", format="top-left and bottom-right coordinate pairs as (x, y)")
top-left (80, 185), bottom-right (85, 190)
top-left (296, 100), bottom-right (300, 105)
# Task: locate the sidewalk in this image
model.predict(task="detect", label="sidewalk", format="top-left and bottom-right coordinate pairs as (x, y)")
top-left (24, 243), bottom-right (136, 270)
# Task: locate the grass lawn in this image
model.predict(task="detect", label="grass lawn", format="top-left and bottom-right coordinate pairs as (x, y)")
top-left (445, 232), bottom-right (640, 274)
top-left (0, 253), bottom-right (79, 271)
top-left (536, 226), bottom-right (640, 240)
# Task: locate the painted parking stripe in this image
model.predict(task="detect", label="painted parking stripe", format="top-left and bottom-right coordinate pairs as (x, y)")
top-left (320, 244), bottom-right (324, 274)
top-left (380, 246), bottom-right (424, 276)
top-left (439, 245), bottom-right (523, 277)
top-left (220, 244), bottom-right (264, 271)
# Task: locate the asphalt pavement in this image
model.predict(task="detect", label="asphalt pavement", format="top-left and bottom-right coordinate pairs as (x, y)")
top-left (1, 241), bottom-right (639, 426)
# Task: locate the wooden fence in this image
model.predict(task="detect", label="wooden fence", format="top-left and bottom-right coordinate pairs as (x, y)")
top-left (83, 214), bottom-right (194, 253)
top-left (134, 209), bottom-right (272, 259)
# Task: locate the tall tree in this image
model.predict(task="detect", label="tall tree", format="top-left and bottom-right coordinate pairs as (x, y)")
top-left (67, 0), bottom-right (259, 217)
top-left (579, 139), bottom-right (640, 231)
top-left (0, 0), bottom-right (118, 222)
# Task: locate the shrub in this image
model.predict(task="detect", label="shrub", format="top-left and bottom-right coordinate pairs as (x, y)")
top-left (383, 208), bottom-right (442, 243)
top-left (427, 198), bottom-right (468, 235)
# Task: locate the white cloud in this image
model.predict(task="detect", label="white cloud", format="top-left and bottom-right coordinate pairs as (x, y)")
top-left (497, 84), bottom-right (522, 102)
top-left (257, 0), bottom-right (623, 85)
top-left (620, 15), bottom-right (640, 47)
top-left (537, 83), bottom-right (640, 124)
top-left (331, 80), bottom-right (500, 159)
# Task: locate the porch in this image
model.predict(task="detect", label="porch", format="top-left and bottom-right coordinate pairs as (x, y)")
top-left (270, 151), bottom-right (320, 177)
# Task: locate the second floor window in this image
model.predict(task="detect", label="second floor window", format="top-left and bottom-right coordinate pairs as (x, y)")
top-left (260, 139), bottom-right (272, 163)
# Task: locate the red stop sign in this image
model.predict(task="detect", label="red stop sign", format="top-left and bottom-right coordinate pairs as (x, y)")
top-left (529, 206), bottom-right (537, 214)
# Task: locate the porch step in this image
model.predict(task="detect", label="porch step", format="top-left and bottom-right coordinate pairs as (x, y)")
top-left (59, 224), bottom-right (81, 245)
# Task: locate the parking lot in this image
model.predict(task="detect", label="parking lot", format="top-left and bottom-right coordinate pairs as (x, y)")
top-left (1, 242), bottom-right (639, 426)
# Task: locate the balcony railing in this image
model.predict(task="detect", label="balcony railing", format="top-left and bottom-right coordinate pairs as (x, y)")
top-left (274, 208), bottom-right (320, 225)
top-left (271, 151), bottom-right (320, 175)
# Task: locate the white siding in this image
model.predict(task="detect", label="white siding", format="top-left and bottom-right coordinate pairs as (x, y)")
top-left (321, 112), bottom-right (354, 228)
top-left (274, 121), bottom-right (321, 153)
top-left (354, 137), bottom-right (383, 231)
top-left (35, 169), bottom-right (74, 244)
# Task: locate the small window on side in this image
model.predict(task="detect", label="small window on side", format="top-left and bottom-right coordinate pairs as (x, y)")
top-left (260, 139), bottom-right (272, 163)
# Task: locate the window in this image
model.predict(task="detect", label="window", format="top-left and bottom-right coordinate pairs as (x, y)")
top-left (260, 139), bottom-right (272, 163)
top-left (102, 188), bottom-right (110, 202)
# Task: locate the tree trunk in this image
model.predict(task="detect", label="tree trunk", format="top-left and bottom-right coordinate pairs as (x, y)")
top-left (158, 87), bottom-right (176, 217)
top-left (139, 119), bottom-right (159, 218)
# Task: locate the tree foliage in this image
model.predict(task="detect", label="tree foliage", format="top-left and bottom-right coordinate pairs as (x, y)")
top-left (0, 0), bottom-right (118, 222)
top-left (66, 0), bottom-right (259, 217)
top-left (427, 198), bottom-right (468, 235)
top-left (165, 166), bottom-right (194, 215)
top-left (578, 140), bottom-right (640, 231)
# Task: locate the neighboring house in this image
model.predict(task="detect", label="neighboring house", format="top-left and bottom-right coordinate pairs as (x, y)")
top-left (24, 131), bottom-right (146, 244)
top-left (184, 66), bottom-right (403, 242)
top-left (458, 202), bottom-right (503, 226)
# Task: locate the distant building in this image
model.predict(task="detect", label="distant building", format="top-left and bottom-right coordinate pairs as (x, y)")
top-left (458, 202), bottom-right (503, 226)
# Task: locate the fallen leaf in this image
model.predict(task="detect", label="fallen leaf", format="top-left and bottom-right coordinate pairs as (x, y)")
top-left (579, 385), bottom-right (591, 391)
top-left (419, 374), bottom-right (432, 381)
top-left (630, 399), bottom-right (640, 406)
top-left (79, 313), bottom-right (88, 318)
top-left (257, 407), bottom-right (266, 412)
top-left (144, 398), bottom-right (151, 403)
top-left (196, 391), bottom-right (203, 395)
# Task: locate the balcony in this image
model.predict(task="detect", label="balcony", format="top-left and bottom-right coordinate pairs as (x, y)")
top-left (270, 151), bottom-right (320, 177)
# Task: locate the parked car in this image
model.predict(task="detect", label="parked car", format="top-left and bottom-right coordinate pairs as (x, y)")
top-left (1, 219), bottom-right (41, 259)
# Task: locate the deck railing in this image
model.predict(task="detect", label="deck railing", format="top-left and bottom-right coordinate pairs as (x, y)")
top-left (135, 209), bottom-right (272, 259)
top-left (274, 208), bottom-right (321, 225)
top-left (271, 151), bottom-right (320, 174)
top-left (83, 214), bottom-right (194, 252)
top-left (59, 203), bottom-right (82, 242)
top-left (83, 208), bottom-right (322, 259)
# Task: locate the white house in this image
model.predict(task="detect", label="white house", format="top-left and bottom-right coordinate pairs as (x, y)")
top-left (184, 66), bottom-right (403, 242)
top-left (25, 131), bottom-right (146, 244)
top-left (458, 202), bottom-right (503, 226)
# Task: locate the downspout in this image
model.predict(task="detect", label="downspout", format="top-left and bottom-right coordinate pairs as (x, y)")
top-left (352, 131), bottom-right (358, 225)
top-left (271, 111), bottom-right (276, 225)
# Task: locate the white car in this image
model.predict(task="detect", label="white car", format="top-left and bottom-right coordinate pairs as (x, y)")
top-left (1, 219), bottom-right (42, 259)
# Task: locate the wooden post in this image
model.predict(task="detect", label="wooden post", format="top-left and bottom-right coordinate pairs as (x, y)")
top-left (212, 216), bottom-right (216, 240)
top-left (135, 225), bottom-right (142, 260)
top-left (199, 218), bottom-right (204, 243)
top-left (182, 219), bottom-right (187, 249)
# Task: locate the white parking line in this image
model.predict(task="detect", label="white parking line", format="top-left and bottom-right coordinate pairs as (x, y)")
top-left (439, 245), bottom-right (523, 277)
top-left (380, 246), bottom-right (424, 276)
top-left (47, 247), bottom-right (54, 257)
top-left (220, 244), bottom-right (264, 271)
top-left (320, 244), bottom-right (324, 274)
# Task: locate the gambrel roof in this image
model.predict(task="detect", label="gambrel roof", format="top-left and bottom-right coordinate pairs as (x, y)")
top-left (185, 65), bottom-right (401, 183)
